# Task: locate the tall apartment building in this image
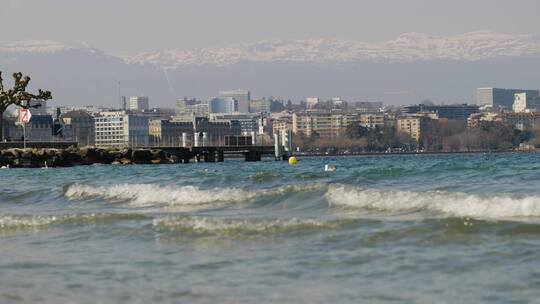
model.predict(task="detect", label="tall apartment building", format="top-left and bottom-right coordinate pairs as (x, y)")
top-left (61, 110), bottom-right (95, 146)
top-left (94, 111), bottom-right (149, 147)
top-left (477, 88), bottom-right (539, 109)
top-left (129, 96), bottom-right (150, 112)
top-left (219, 89), bottom-right (250, 113)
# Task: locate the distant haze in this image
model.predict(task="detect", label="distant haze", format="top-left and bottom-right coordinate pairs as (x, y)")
top-left (1, 1), bottom-right (540, 107)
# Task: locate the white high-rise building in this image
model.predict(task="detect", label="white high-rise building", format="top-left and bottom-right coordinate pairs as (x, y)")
top-left (94, 111), bottom-right (149, 147)
top-left (219, 89), bottom-right (250, 113)
top-left (513, 93), bottom-right (540, 113)
top-left (129, 96), bottom-right (150, 112)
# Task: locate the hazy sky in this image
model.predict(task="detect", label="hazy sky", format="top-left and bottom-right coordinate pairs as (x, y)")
top-left (1, 0), bottom-right (539, 54)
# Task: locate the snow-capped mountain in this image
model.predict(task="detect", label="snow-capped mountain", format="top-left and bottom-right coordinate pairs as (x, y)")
top-left (1, 31), bottom-right (540, 106)
top-left (124, 31), bottom-right (540, 68)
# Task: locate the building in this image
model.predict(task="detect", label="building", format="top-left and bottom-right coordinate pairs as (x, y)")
top-left (219, 89), bottom-right (250, 113)
top-left (249, 99), bottom-right (271, 113)
top-left (24, 115), bottom-right (54, 141)
top-left (305, 97), bottom-right (320, 109)
top-left (292, 110), bottom-right (357, 138)
top-left (271, 115), bottom-right (293, 137)
top-left (94, 111), bottom-right (149, 147)
top-left (210, 113), bottom-right (260, 135)
top-left (502, 112), bottom-right (540, 130)
top-left (330, 97), bottom-right (348, 110)
top-left (209, 97), bottom-right (237, 114)
top-left (176, 98), bottom-right (208, 116)
top-left (358, 113), bottom-right (394, 128)
top-left (403, 104), bottom-right (479, 121)
top-left (193, 117), bottom-right (242, 146)
top-left (129, 96), bottom-right (150, 112)
top-left (148, 119), bottom-right (194, 146)
top-left (513, 93), bottom-right (540, 113)
top-left (352, 101), bottom-right (383, 113)
top-left (396, 115), bottom-right (432, 142)
top-left (477, 88), bottom-right (539, 109)
top-left (61, 110), bottom-right (95, 146)
top-left (467, 112), bottom-right (502, 128)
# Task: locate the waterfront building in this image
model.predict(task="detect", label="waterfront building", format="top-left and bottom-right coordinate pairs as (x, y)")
top-left (193, 117), bottom-right (242, 146)
top-left (209, 97), bottom-right (237, 114)
top-left (129, 96), bottom-right (150, 112)
top-left (403, 104), bottom-right (479, 121)
top-left (148, 119), bottom-right (194, 146)
top-left (476, 88), bottom-right (539, 109)
top-left (94, 111), bottom-right (149, 147)
top-left (61, 110), bottom-right (95, 146)
top-left (219, 89), bottom-right (250, 113)
top-left (271, 115), bottom-right (293, 137)
top-left (292, 110), bottom-right (357, 138)
top-left (396, 115), bottom-right (432, 142)
top-left (210, 113), bottom-right (260, 135)
top-left (513, 93), bottom-right (540, 113)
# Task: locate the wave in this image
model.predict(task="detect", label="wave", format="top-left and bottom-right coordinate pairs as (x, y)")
top-left (0, 213), bottom-right (148, 231)
top-left (64, 183), bottom-right (325, 210)
top-left (326, 184), bottom-right (540, 219)
top-left (153, 216), bottom-right (354, 235)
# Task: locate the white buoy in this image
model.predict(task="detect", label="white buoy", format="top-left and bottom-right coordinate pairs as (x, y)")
top-left (324, 164), bottom-right (336, 172)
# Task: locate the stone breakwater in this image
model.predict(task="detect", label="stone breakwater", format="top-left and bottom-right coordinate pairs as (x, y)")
top-left (0, 147), bottom-right (178, 168)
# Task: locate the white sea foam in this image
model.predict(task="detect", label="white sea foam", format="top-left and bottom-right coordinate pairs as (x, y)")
top-left (326, 184), bottom-right (540, 219)
top-left (153, 216), bottom-right (352, 235)
top-left (0, 213), bottom-right (147, 230)
top-left (65, 183), bottom-right (324, 210)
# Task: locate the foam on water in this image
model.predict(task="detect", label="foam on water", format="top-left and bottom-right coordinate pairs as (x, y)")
top-left (153, 216), bottom-right (354, 235)
top-left (0, 213), bottom-right (148, 230)
top-left (65, 183), bottom-right (325, 210)
top-left (326, 184), bottom-right (540, 219)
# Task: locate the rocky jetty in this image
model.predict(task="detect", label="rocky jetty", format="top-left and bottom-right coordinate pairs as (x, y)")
top-left (0, 147), bottom-right (179, 168)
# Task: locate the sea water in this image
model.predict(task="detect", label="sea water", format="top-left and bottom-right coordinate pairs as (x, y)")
top-left (1, 153), bottom-right (540, 303)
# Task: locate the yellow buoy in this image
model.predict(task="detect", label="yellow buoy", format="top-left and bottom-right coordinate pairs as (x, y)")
top-left (288, 156), bottom-right (297, 165)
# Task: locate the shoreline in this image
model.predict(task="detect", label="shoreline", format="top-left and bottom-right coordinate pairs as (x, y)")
top-left (291, 149), bottom-right (532, 157)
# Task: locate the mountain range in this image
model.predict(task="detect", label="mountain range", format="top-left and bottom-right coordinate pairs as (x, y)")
top-left (1, 31), bottom-right (540, 107)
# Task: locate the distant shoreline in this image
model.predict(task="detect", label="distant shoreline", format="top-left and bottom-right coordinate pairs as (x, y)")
top-left (288, 149), bottom-right (535, 158)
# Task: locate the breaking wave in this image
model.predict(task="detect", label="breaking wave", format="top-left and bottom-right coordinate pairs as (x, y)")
top-left (0, 213), bottom-right (148, 231)
top-left (64, 183), bottom-right (325, 209)
top-left (153, 216), bottom-right (354, 235)
top-left (326, 184), bottom-right (540, 219)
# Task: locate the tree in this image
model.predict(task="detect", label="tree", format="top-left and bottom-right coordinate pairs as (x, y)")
top-left (0, 71), bottom-right (52, 141)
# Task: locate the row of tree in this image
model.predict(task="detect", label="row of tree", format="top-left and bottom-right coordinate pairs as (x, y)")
top-left (294, 120), bottom-right (536, 153)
